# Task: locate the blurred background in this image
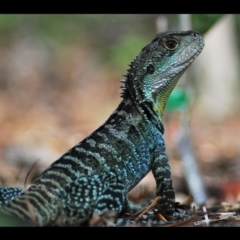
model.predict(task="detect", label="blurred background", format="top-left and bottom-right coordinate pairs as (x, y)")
top-left (0, 14), bottom-right (240, 206)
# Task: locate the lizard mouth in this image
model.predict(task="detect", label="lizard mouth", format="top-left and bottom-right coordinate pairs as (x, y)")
top-left (173, 41), bottom-right (204, 68)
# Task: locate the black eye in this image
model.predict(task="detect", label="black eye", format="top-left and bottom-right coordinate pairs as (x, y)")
top-left (147, 64), bottom-right (154, 74)
top-left (164, 39), bottom-right (178, 50)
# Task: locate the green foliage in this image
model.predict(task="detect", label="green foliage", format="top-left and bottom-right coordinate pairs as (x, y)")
top-left (0, 14), bottom-right (21, 34)
top-left (166, 88), bottom-right (189, 111)
top-left (106, 34), bottom-right (149, 73)
top-left (0, 212), bottom-right (28, 226)
top-left (192, 14), bottom-right (224, 34)
top-left (0, 14), bottom-right (102, 45)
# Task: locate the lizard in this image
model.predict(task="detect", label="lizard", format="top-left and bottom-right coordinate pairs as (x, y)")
top-left (0, 30), bottom-right (204, 226)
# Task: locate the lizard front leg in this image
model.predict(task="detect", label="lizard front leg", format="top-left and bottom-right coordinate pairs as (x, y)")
top-left (152, 144), bottom-right (185, 218)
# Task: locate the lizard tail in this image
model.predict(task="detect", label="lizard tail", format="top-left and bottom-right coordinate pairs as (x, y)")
top-left (0, 187), bottom-right (24, 207)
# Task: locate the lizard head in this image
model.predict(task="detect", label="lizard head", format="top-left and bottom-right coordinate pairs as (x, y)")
top-left (123, 30), bottom-right (204, 120)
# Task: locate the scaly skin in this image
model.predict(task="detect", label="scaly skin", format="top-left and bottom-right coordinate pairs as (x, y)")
top-left (0, 30), bottom-right (204, 226)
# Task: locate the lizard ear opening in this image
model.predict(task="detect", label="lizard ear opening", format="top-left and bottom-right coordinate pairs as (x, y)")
top-left (146, 64), bottom-right (155, 74)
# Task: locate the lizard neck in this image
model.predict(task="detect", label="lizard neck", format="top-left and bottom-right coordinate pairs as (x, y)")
top-left (121, 86), bottom-right (165, 134)
top-left (152, 73), bottom-right (181, 120)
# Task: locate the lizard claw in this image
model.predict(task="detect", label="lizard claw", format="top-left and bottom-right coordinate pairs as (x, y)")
top-left (172, 210), bottom-right (189, 219)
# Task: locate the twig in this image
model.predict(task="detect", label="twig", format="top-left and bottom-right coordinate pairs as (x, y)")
top-left (24, 159), bottom-right (39, 190)
top-left (156, 212), bottom-right (167, 221)
top-left (229, 216), bottom-right (240, 226)
top-left (23, 159), bottom-right (39, 226)
top-left (202, 206), bottom-right (209, 226)
top-left (135, 196), bottom-right (160, 221)
top-left (24, 194), bottom-right (37, 226)
top-left (163, 215), bottom-right (198, 227)
top-left (194, 212), bottom-right (237, 226)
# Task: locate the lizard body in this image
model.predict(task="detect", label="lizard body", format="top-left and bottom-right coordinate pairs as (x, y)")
top-left (0, 30), bottom-right (204, 226)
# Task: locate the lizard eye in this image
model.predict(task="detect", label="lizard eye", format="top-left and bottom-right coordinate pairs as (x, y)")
top-left (146, 64), bottom-right (154, 74)
top-left (164, 39), bottom-right (178, 50)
